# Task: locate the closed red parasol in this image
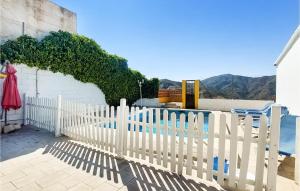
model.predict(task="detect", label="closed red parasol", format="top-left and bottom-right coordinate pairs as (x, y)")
top-left (1, 64), bottom-right (22, 124)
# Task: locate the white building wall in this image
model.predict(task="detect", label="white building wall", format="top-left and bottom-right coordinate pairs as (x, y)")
top-left (0, 64), bottom-right (106, 124)
top-left (0, 0), bottom-right (77, 42)
top-left (276, 34), bottom-right (300, 116)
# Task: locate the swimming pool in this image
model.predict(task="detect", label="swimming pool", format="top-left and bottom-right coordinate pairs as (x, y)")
top-left (128, 108), bottom-right (296, 154)
top-left (130, 109), bottom-right (210, 135)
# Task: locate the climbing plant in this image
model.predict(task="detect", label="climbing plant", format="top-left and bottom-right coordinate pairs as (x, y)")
top-left (0, 31), bottom-right (159, 105)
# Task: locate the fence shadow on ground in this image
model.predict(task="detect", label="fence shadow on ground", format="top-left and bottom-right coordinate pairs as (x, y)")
top-left (42, 139), bottom-right (222, 191)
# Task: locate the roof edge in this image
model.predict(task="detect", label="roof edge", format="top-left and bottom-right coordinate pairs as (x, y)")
top-left (49, 0), bottom-right (76, 16)
top-left (274, 26), bottom-right (300, 67)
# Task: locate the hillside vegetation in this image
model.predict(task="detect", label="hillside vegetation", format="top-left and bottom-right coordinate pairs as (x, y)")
top-left (160, 74), bottom-right (276, 100)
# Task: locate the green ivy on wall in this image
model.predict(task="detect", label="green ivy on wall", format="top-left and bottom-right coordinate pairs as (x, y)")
top-left (0, 31), bottom-right (159, 105)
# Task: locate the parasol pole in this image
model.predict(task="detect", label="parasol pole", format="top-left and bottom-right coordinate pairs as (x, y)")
top-left (4, 110), bottom-right (7, 125)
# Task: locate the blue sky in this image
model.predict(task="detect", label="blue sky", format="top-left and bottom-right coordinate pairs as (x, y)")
top-left (52, 0), bottom-right (299, 81)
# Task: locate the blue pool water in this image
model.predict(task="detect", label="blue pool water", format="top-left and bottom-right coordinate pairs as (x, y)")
top-left (130, 109), bottom-right (210, 135)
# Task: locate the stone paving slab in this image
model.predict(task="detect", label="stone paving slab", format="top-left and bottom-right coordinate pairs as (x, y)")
top-left (0, 126), bottom-right (224, 191)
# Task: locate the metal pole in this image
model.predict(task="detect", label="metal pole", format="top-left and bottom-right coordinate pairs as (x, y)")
top-left (138, 80), bottom-right (144, 106)
top-left (55, 95), bottom-right (62, 137)
top-left (139, 84), bottom-right (143, 106)
top-left (22, 22), bottom-right (25, 35)
top-left (35, 69), bottom-right (39, 97)
top-left (4, 110), bottom-right (7, 125)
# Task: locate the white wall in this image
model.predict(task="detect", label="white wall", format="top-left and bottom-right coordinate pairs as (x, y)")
top-left (134, 98), bottom-right (272, 111)
top-left (0, 64), bottom-right (106, 124)
top-left (198, 98), bottom-right (273, 112)
top-left (0, 0), bottom-right (77, 42)
top-left (276, 31), bottom-right (300, 116)
top-left (134, 98), bottom-right (164, 107)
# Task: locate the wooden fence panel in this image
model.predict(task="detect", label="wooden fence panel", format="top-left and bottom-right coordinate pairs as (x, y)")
top-left (24, 96), bottom-right (281, 191)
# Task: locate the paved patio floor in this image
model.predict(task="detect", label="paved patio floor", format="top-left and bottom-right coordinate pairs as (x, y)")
top-left (0, 126), bottom-right (224, 191)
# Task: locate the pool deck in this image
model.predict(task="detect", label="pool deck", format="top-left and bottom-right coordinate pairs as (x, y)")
top-left (1, 123), bottom-right (299, 191)
top-left (0, 126), bottom-right (224, 191)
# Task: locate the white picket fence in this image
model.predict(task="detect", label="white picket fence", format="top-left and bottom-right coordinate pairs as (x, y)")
top-left (24, 96), bottom-right (57, 133)
top-left (24, 95), bottom-right (281, 191)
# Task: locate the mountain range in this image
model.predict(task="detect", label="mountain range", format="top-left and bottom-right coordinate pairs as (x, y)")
top-left (160, 74), bottom-right (276, 100)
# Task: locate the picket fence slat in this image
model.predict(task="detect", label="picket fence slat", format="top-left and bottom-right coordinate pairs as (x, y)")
top-left (267, 106), bottom-right (281, 191)
top-left (238, 116), bottom-right (253, 190)
top-left (228, 114), bottom-right (239, 187)
top-left (186, 112), bottom-right (194, 175)
top-left (63, 100), bottom-right (66, 134)
top-left (196, 113), bottom-right (204, 178)
top-left (72, 102), bottom-right (76, 139)
top-left (170, 112), bottom-right (176, 172)
top-left (75, 103), bottom-right (78, 140)
top-left (105, 106), bottom-right (110, 151)
top-left (142, 107), bottom-right (147, 159)
top-left (149, 108), bottom-right (154, 164)
top-left (129, 107), bottom-right (134, 156)
top-left (83, 104), bottom-right (88, 143)
top-left (46, 98), bottom-right (49, 131)
top-left (135, 107), bottom-right (140, 159)
top-left (123, 106), bottom-right (129, 155)
top-left (86, 104), bottom-right (90, 143)
top-left (69, 101), bottom-right (73, 137)
top-left (156, 108), bottom-right (161, 165)
top-left (206, 113), bottom-right (215, 181)
top-left (110, 106), bottom-right (115, 152)
top-left (254, 115), bottom-right (268, 191)
top-left (163, 110), bottom-right (168, 168)
top-left (177, 113), bottom-right (185, 175)
top-left (217, 114), bottom-right (226, 185)
top-left (70, 101), bottom-right (73, 137)
top-left (99, 105), bottom-right (103, 149)
top-left (78, 103), bottom-right (83, 142)
top-left (92, 105), bottom-right (96, 144)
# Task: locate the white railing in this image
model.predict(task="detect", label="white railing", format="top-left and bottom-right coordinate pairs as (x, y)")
top-left (24, 95), bottom-right (281, 191)
top-left (24, 96), bottom-right (57, 132)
